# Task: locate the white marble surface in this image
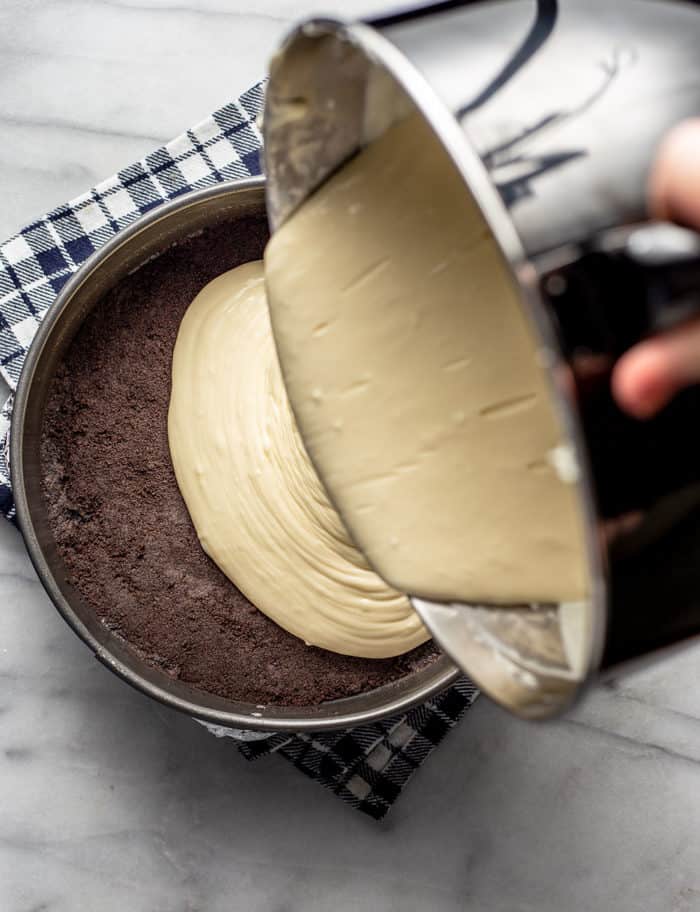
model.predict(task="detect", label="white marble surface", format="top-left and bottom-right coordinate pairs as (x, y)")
top-left (2, 2), bottom-right (700, 909)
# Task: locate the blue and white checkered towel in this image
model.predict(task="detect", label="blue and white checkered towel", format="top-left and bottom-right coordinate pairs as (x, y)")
top-left (0, 81), bottom-right (477, 819)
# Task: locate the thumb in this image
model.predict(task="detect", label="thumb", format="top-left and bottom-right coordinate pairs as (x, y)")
top-left (649, 118), bottom-right (700, 225)
top-left (612, 120), bottom-right (700, 419)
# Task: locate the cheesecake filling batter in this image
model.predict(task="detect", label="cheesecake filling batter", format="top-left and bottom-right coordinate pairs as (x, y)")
top-left (265, 112), bottom-right (589, 606)
top-left (168, 261), bottom-right (429, 658)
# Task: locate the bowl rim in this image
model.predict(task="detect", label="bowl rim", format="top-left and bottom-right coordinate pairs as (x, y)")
top-left (10, 176), bottom-right (460, 733)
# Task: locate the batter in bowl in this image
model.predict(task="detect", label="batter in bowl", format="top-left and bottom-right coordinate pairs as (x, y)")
top-left (265, 111), bottom-right (590, 607)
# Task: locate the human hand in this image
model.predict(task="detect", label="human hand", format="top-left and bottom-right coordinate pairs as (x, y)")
top-left (612, 119), bottom-right (700, 419)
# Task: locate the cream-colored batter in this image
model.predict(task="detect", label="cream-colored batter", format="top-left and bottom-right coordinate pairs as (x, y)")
top-left (265, 112), bottom-right (589, 606)
top-left (168, 261), bottom-right (428, 658)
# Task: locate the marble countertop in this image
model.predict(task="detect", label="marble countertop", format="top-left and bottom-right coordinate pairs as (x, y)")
top-left (2, 2), bottom-right (700, 909)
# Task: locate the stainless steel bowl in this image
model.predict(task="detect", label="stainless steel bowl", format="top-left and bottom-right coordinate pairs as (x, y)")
top-left (262, 2), bottom-right (700, 720)
top-left (11, 177), bottom-right (458, 733)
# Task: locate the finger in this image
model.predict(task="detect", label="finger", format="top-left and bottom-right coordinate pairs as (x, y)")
top-left (612, 120), bottom-right (700, 419)
top-left (649, 118), bottom-right (700, 226)
top-left (612, 317), bottom-right (700, 419)
top-left (600, 511), bottom-right (644, 549)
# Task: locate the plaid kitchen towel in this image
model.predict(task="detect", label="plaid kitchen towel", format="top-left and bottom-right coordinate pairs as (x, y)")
top-left (0, 80), bottom-right (478, 819)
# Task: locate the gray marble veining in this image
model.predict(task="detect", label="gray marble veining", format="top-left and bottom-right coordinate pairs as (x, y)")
top-left (2, 1), bottom-right (700, 909)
